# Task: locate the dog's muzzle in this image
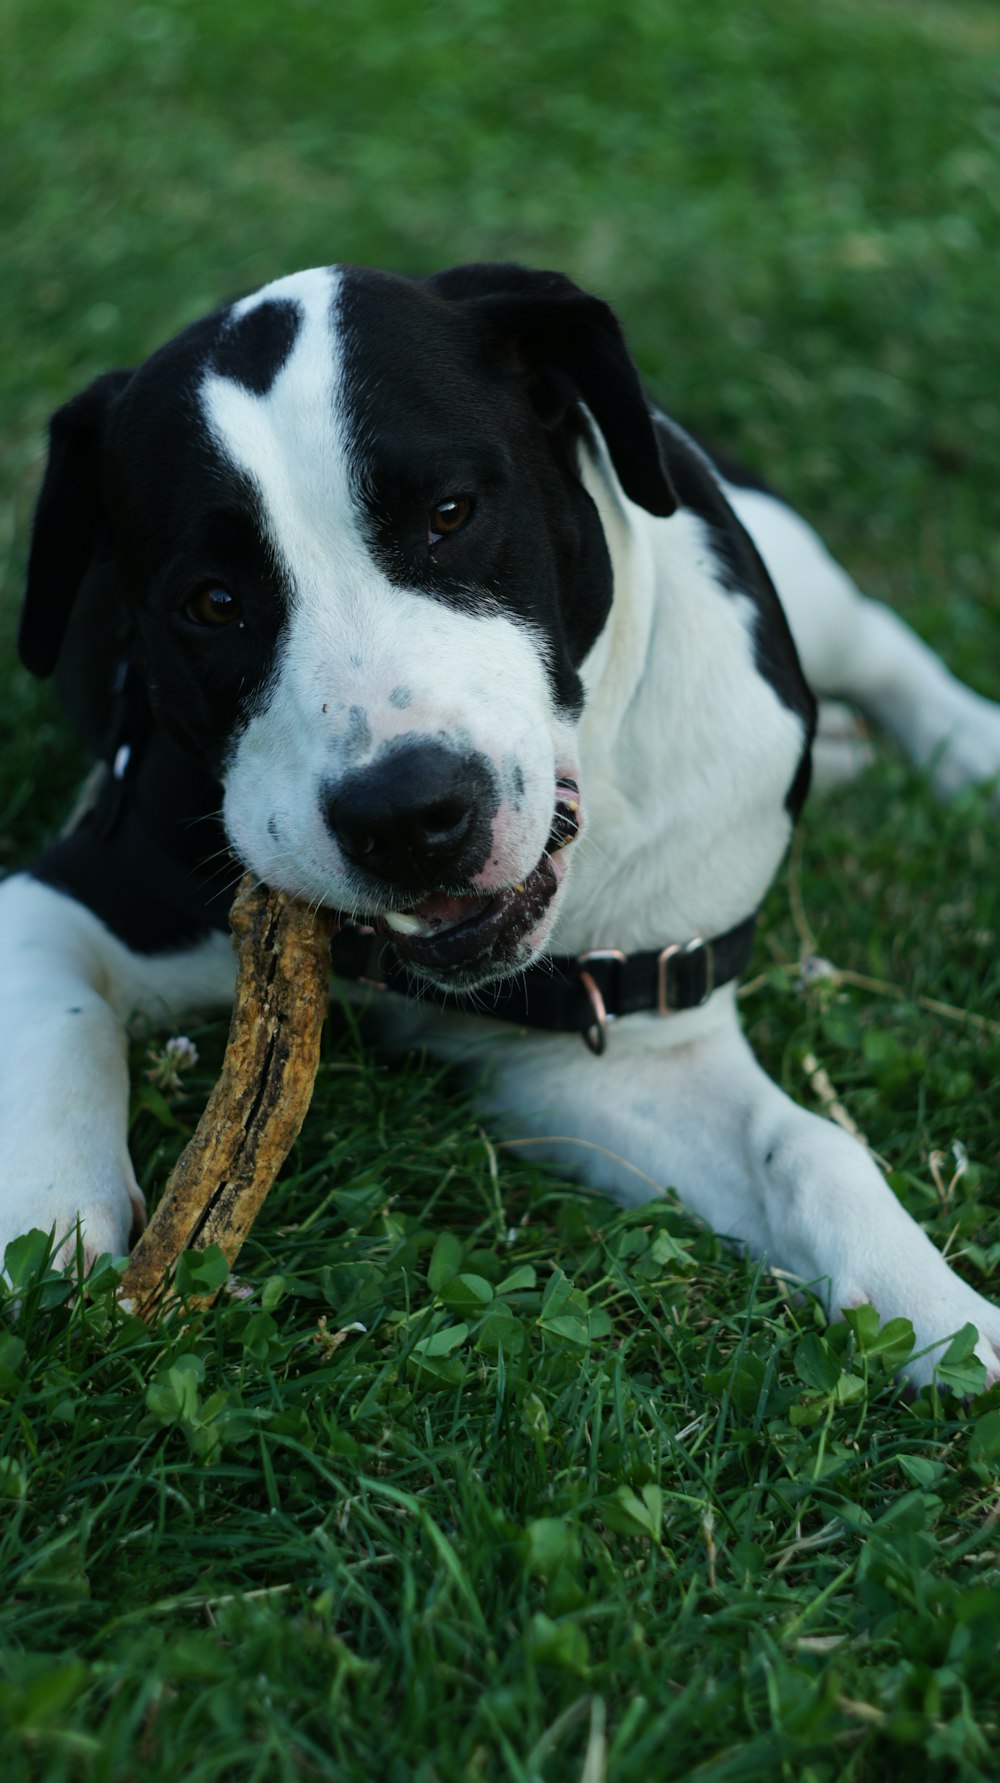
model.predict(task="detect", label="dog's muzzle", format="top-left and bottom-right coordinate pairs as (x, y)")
top-left (322, 744), bottom-right (581, 983)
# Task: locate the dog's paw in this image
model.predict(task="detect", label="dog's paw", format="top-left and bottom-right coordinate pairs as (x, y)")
top-left (924, 686), bottom-right (1000, 799)
top-left (0, 1161), bottom-right (145, 1280)
top-left (811, 700), bottom-right (876, 789)
top-left (836, 1262), bottom-right (1000, 1391)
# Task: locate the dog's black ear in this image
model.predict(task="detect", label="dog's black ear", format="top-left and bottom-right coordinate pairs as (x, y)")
top-left (427, 263), bottom-right (677, 518)
top-left (18, 369), bottom-right (132, 678)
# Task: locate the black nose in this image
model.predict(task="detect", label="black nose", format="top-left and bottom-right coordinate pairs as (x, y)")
top-left (323, 742), bottom-right (498, 889)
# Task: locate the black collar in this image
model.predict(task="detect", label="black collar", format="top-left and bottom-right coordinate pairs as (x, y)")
top-left (92, 654), bottom-right (757, 1046)
top-left (329, 913), bottom-right (757, 1053)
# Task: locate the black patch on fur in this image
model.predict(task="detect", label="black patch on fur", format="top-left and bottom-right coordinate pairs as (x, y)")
top-left (389, 685), bottom-right (413, 710)
top-left (425, 262), bottom-right (676, 518)
top-left (344, 704), bottom-right (372, 761)
top-left (653, 413), bottom-right (816, 819)
top-left (212, 299), bottom-right (301, 396)
top-left (19, 295), bottom-right (305, 949)
top-left (97, 331), bottom-right (295, 769)
top-left (337, 264), bottom-right (667, 715)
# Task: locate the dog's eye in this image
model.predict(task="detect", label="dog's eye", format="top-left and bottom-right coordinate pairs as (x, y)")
top-left (428, 496), bottom-right (473, 546)
top-left (183, 586), bottom-right (242, 628)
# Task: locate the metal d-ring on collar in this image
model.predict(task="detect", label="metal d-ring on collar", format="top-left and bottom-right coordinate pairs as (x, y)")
top-left (576, 948), bottom-right (627, 1056)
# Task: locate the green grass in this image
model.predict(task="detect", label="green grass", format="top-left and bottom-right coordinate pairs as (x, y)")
top-left (2, 0), bottom-right (1000, 1776)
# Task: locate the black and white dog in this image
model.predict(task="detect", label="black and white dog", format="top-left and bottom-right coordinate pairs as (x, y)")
top-left (3, 262), bottom-right (999, 1384)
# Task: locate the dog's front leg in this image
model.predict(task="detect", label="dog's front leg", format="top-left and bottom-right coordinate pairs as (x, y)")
top-left (473, 993), bottom-right (1000, 1387)
top-left (0, 873), bottom-right (235, 1271)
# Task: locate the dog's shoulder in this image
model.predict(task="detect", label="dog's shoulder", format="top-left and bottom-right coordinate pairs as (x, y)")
top-left (651, 413), bottom-right (816, 762)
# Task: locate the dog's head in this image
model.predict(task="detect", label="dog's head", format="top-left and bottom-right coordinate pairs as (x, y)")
top-left (20, 263), bottom-right (676, 986)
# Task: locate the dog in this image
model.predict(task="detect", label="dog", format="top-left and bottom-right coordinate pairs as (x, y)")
top-left (3, 261), bottom-right (999, 1386)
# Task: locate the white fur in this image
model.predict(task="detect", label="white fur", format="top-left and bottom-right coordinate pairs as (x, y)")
top-left (2, 281), bottom-right (999, 1391)
top-left (0, 875), bottom-right (234, 1267)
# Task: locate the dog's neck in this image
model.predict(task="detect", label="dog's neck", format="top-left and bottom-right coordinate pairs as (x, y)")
top-left (550, 432), bottom-right (804, 956)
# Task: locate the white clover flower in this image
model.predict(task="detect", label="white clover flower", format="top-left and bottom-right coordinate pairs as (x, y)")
top-left (799, 956), bottom-right (838, 987)
top-left (146, 1034), bottom-right (200, 1094)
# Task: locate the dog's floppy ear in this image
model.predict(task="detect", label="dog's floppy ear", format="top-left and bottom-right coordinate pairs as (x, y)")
top-left (18, 368), bottom-right (132, 678)
top-left (427, 263), bottom-right (677, 518)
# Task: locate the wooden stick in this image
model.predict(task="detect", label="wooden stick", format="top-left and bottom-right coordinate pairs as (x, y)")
top-left (119, 876), bottom-right (335, 1319)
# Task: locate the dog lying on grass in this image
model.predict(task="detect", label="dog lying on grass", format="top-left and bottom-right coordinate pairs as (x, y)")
top-left (2, 261), bottom-right (998, 1383)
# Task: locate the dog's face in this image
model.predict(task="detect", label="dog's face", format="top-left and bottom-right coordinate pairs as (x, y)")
top-left (21, 263), bottom-right (676, 987)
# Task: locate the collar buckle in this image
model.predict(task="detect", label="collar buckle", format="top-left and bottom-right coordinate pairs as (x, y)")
top-left (658, 937), bottom-right (715, 1014)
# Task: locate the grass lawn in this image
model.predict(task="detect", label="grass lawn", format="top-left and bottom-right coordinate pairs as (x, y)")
top-left (2, 0), bottom-right (1000, 1776)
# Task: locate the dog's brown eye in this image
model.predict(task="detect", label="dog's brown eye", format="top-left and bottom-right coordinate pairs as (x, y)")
top-left (428, 496), bottom-right (473, 545)
top-left (184, 586), bottom-right (242, 628)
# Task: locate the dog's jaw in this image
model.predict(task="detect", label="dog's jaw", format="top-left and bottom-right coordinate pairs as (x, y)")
top-left (223, 765), bottom-right (583, 990)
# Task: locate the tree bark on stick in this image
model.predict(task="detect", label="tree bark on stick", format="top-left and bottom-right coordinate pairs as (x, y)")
top-left (119, 876), bottom-right (335, 1320)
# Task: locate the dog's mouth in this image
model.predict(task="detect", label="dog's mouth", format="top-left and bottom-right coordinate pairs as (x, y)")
top-left (359, 779), bottom-right (581, 983)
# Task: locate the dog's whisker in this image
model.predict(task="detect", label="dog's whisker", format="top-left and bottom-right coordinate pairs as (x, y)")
top-left (180, 805), bottom-right (227, 833)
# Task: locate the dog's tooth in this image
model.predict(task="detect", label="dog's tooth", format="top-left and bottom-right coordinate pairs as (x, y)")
top-left (384, 910), bottom-right (425, 936)
top-left (548, 803), bottom-right (581, 851)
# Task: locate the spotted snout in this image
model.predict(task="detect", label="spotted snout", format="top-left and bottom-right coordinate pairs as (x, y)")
top-left (322, 740), bottom-right (499, 892)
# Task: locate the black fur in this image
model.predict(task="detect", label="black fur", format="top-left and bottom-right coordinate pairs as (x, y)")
top-left (30, 729), bottom-right (234, 952)
top-left (19, 371), bottom-right (132, 679)
top-left (212, 298), bottom-right (301, 396)
top-left (337, 265), bottom-right (677, 715)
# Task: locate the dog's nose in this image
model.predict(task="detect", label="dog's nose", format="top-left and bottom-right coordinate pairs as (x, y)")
top-left (323, 742), bottom-right (497, 888)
